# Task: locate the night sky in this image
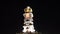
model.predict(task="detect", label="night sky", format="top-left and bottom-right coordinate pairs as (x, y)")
top-left (1, 0), bottom-right (56, 34)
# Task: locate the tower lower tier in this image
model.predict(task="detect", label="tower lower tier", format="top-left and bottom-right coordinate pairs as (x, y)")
top-left (22, 25), bottom-right (35, 33)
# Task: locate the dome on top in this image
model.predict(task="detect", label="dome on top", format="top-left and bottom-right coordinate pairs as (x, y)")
top-left (24, 6), bottom-right (33, 13)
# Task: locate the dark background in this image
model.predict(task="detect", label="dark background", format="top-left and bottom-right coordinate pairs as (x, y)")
top-left (1, 0), bottom-right (56, 34)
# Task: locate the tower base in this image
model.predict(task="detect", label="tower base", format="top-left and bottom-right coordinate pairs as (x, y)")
top-left (16, 32), bottom-right (42, 34)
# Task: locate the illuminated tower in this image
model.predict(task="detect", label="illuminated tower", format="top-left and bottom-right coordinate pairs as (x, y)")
top-left (22, 6), bottom-right (35, 33)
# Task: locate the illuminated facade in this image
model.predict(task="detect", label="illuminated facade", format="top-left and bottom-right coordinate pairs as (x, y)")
top-left (22, 6), bottom-right (35, 33)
